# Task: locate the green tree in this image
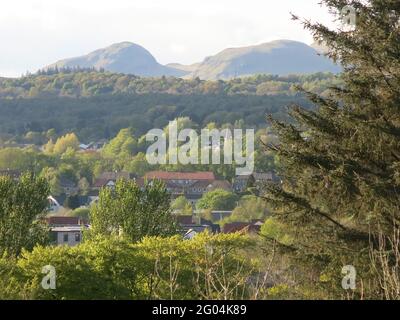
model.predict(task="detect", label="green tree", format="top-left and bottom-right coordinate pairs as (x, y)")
top-left (78, 177), bottom-right (90, 195)
top-left (123, 152), bottom-right (153, 176)
top-left (24, 131), bottom-right (44, 145)
top-left (69, 207), bottom-right (90, 220)
top-left (40, 167), bottom-right (62, 195)
top-left (171, 196), bottom-right (193, 215)
top-left (197, 189), bottom-right (238, 211)
top-left (45, 128), bottom-right (57, 142)
top-left (102, 128), bottom-right (137, 158)
top-left (0, 148), bottom-right (33, 171)
top-left (9, 237), bottom-right (137, 299)
top-left (263, 0), bottom-right (400, 298)
top-left (260, 217), bottom-right (293, 246)
top-left (0, 173), bottom-right (50, 256)
top-left (43, 139), bottom-right (55, 154)
top-left (222, 195), bottom-right (268, 224)
top-left (0, 233), bottom-right (257, 300)
top-left (90, 179), bottom-right (178, 242)
top-left (53, 133), bottom-right (79, 155)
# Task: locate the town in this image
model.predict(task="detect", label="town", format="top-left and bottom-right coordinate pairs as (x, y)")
top-left (41, 169), bottom-right (277, 246)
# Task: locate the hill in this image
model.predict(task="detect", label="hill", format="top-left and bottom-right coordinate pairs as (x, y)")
top-left (46, 42), bottom-right (187, 77)
top-left (188, 40), bottom-right (340, 80)
top-left (0, 71), bottom-right (340, 141)
top-left (43, 40), bottom-right (340, 80)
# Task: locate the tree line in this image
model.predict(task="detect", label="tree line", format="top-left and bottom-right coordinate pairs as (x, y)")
top-left (0, 71), bottom-right (339, 141)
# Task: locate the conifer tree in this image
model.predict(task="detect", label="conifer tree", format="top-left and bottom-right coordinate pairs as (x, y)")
top-left (263, 0), bottom-right (400, 298)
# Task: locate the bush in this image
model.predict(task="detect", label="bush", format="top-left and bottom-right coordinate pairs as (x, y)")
top-left (0, 233), bottom-right (258, 300)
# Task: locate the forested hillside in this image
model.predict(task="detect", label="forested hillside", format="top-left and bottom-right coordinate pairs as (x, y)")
top-left (0, 70), bottom-right (340, 141)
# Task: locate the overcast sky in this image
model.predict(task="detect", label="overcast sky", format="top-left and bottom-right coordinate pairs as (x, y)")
top-left (0, 0), bottom-right (337, 77)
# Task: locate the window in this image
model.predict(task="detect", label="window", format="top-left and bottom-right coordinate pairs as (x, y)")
top-left (75, 233), bottom-right (81, 242)
top-left (63, 233), bottom-right (69, 242)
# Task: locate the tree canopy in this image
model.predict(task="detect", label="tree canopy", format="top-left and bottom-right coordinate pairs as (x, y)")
top-left (0, 173), bottom-right (50, 256)
top-left (262, 0), bottom-right (400, 299)
top-left (90, 179), bottom-right (178, 242)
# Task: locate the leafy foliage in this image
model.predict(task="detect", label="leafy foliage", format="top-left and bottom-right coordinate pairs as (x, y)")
top-left (221, 195), bottom-right (269, 224)
top-left (197, 189), bottom-right (239, 211)
top-left (90, 179), bottom-right (178, 242)
top-left (262, 0), bottom-right (400, 298)
top-left (0, 173), bottom-right (50, 256)
top-left (0, 72), bottom-right (338, 141)
top-left (0, 233), bottom-right (258, 300)
top-left (171, 196), bottom-right (193, 215)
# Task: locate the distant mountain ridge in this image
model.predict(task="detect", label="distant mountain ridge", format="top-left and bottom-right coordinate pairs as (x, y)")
top-left (45, 40), bottom-right (340, 79)
top-left (188, 40), bottom-right (340, 80)
top-left (46, 42), bottom-right (186, 77)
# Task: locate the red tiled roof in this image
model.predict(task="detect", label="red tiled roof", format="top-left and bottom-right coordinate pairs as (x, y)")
top-left (46, 216), bottom-right (83, 226)
top-left (144, 171), bottom-right (215, 181)
top-left (222, 222), bottom-right (261, 234)
top-left (94, 177), bottom-right (143, 188)
top-left (93, 178), bottom-right (114, 188)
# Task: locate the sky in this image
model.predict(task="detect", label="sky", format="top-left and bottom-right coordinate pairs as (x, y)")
top-left (0, 0), bottom-right (337, 77)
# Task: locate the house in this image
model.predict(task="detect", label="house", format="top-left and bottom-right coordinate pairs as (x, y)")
top-left (50, 194), bottom-right (89, 209)
top-left (144, 171), bottom-right (215, 185)
top-left (144, 171), bottom-right (217, 203)
top-left (50, 226), bottom-right (83, 246)
top-left (79, 143), bottom-right (90, 151)
top-left (79, 140), bottom-right (107, 151)
top-left (186, 179), bottom-right (231, 195)
top-left (193, 210), bottom-right (233, 222)
top-left (207, 180), bottom-right (232, 192)
top-left (77, 195), bottom-right (90, 207)
top-left (48, 196), bottom-right (63, 213)
top-left (93, 171), bottom-right (137, 190)
top-left (176, 215), bottom-right (220, 237)
top-left (253, 172), bottom-right (279, 185)
top-left (222, 221), bottom-right (262, 234)
top-left (184, 179), bottom-right (232, 206)
top-left (89, 139), bottom-right (107, 150)
top-left (184, 194), bottom-right (203, 206)
top-left (87, 189), bottom-right (100, 204)
top-left (93, 178), bottom-right (116, 189)
top-left (98, 171), bottom-right (136, 181)
top-left (46, 216), bottom-right (88, 247)
top-left (185, 180), bottom-right (211, 205)
top-left (232, 172), bottom-right (279, 193)
top-left (46, 216), bottom-right (87, 226)
top-left (232, 174), bottom-right (254, 193)
top-left (187, 180), bottom-right (210, 195)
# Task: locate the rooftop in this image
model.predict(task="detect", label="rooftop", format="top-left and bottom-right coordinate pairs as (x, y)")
top-left (144, 171), bottom-right (215, 181)
top-left (51, 226), bottom-right (83, 232)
